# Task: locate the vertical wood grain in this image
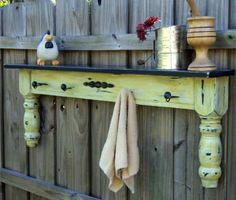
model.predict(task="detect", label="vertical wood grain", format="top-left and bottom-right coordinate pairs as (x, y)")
top-left (55, 98), bottom-right (89, 191)
top-left (205, 50), bottom-right (228, 200)
top-left (0, 1), bottom-right (235, 200)
top-left (129, 0), bottom-right (174, 69)
top-left (174, 2), bottom-right (197, 200)
top-left (205, 0), bottom-right (229, 198)
top-left (185, 111), bottom-right (204, 200)
top-left (173, 110), bottom-right (187, 200)
top-left (229, 0), bottom-right (236, 28)
top-left (174, 0), bottom-right (189, 25)
top-left (55, 0), bottom-right (90, 194)
top-left (0, 9), bottom-right (3, 200)
top-left (90, 0), bottom-right (128, 199)
top-left (227, 50), bottom-right (236, 200)
top-left (206, 0), bottom-right (229, 31)
top-left (2, 3), bottom-right (28, 200)
top-left (175, 0), bottom-right (229, 199)
top-left (175, 0), bottom-right (207, 25)
top-left (26, 1), bottom-right (56, 200)
top-left (173, 3), bottom-right (193, 197)
top-left (129, 1), bottom-right (174, 200)
top-left (129, 106), bottom-right (174, 200)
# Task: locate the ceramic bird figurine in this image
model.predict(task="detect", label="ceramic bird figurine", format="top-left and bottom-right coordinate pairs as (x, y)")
top-left (37, 30), bottom-right (59, 66)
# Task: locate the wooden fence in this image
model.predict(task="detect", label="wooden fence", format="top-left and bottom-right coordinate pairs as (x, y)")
top-left (0, 0), bottom-right (235, 200)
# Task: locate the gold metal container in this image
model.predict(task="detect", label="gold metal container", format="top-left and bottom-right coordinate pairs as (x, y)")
top-left (156, 25), bottom-right (187, 69)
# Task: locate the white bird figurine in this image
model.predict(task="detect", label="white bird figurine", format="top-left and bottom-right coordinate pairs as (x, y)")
top-left (37, 30), bottom-right (59, 66)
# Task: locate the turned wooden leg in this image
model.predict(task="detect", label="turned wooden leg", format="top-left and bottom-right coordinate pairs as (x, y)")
top-left (198, 113), bottom-right (222, 188)
top-left (23, 94), bottom-right (40, 147)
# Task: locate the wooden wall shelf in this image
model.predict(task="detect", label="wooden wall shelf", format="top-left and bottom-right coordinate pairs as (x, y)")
top-left (4, 64), bottom-right (235, 189)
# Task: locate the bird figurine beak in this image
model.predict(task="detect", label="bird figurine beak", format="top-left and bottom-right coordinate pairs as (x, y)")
top-left (46, 35), bottom-right (53, 41)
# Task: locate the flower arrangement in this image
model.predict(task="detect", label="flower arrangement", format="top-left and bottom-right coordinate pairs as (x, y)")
top-left (136, 16), bottom-right (161, 41)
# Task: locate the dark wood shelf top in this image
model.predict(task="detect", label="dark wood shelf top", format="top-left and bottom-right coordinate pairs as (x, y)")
top-left (4, 64), bottom-right (235, 78)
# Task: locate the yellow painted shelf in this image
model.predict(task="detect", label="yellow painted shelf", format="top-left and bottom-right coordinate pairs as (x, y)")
top-left (4, 64), bottom-right (235, 189)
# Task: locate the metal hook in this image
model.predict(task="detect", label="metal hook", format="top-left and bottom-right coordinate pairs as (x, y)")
top-left (61, 83), bottom-right (73, 91)
top-left (32, 81), bottom-right (48, 89)
top-left (164, 91), bottom-right (179, 102)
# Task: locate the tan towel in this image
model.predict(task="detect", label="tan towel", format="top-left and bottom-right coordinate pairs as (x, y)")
top-left (99, 88), bottom-right (139, 193)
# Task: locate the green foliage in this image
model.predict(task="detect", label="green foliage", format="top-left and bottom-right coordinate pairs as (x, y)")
top-left (0, 0), bottom-right (25, 7)
top-left (0, 0), bottom-right (10, 7)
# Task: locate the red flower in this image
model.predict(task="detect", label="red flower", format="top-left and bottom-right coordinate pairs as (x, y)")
top-left (136, 23), bottom-right (146, 41)
top-left (136, 16), bottom-right (160, 41)
top-left (144, 16), bottom-right (160, 28)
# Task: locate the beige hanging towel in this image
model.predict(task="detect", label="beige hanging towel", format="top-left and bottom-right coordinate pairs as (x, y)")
top-left (99, 88), bottom-right (139, 193)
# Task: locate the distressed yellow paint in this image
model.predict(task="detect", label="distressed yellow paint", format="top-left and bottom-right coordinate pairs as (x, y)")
top-left (18, 69), bottom-right (230, 188)
top-left (31, 70), bottom-right (194, 110)
top-left (194, 77), bottom-right (229, 116)
top-left (19, 70), bottom-right (40, 147)
top-left (199, 113), bottom-right (222, 188)
top-left (23, 94), bottom-right (40, 147)
top-left (19, 70), bottom-right (31, 96)
top-left (193, 76), bottom-right (229, 187)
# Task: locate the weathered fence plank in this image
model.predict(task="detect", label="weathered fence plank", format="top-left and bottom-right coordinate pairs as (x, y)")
top-left (0, 34), bottom-right (154, 51)
top-left (26, 1), bottom-right (56, 200)
top-left (90, 0), bottom-right (128, 199)
top-left (206, 50), bottom-right (228, 200)
top-left (131, 107), bottom-right (174, 200)
top-left (129, 1), bottom-right (174, 200)
top-left (205, 0), bottom-right (229, 198)
top-left (1, 30), bottom-right (236, 51)
top-left (186, 112), bottom-right (204, 200)
top-left (229, 0), bottom-right (236, 28)
top-left (173, 110), bottom-right (187, 200)
top-left (55, 0), bottom-right (90, 194)
top-left (0, 8), bottom-right (3, 200)
top-left (1, 31), bottom-right (236, 51)
top-left (227, 50), bottom-right (236, 200)
top-left (2, 3), bottom-right (28, 200)
top-left (0, 1), bottom-right (235, 200)
top-left (0, 168), bottom-right (100, 200)
top-left (174, 2), bottom-right (204, 200)
top-left (173, 4), bottom-right (193, 199)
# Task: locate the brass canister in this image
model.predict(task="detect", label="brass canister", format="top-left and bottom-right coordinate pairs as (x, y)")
top-left (156, 25), bottom-right (187, 69)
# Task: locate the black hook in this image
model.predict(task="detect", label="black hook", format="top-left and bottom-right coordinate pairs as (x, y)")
top-left (98, 0), bottom-right (101, 6)
top-left (61, 83), bottom-right (73, 91)
top-left (32, 81), bottom-right (48, 89)
top-left (164, 92), bottom-right (179, 102)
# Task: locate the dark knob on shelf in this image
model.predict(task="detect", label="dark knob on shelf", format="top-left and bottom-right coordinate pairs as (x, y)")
top-left (61, 83), bottom-right (73, 91)
top-left (83, 81), bottom-right (114, 89)
top-left (88, 81), bottom-right (95, 88)
top-left (32, 81), bottom-right (48, 89)
top-left (94, 81), bottom-right (102, 88)
top-left (164, 91), bottom-right (179, 102)
top-left (101, 82), bottom-right (108, 88)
